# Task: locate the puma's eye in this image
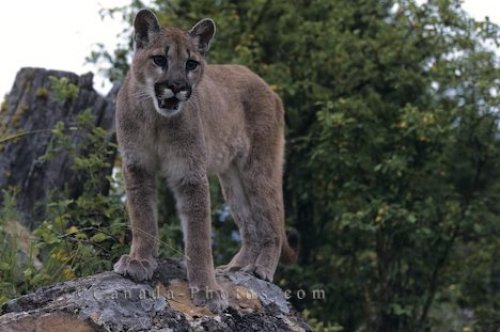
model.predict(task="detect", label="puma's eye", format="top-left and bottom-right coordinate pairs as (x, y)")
top-left (186, 59), bottom-right (199, 71)
top-left (152, 55), bottom-right (167, 67)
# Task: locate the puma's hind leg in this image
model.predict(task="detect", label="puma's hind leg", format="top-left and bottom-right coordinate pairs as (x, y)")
top-left (218, 147), bottom-right (285, 281)
top-left (237, 160), bottom-right (285, 282)
top-left (217, 165), bottom-right (259, 273)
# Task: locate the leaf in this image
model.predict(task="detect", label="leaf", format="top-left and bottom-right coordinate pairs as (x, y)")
top-left (66, 226), bottom-right (79, 234)
top-left (91, 233), bottom-right (108, 242)
top-left (0, 262), bottom-right (11, 271)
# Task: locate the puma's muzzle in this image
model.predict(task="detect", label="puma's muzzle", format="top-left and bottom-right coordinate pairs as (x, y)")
top-left (153, 81), bottom-right (192, 116)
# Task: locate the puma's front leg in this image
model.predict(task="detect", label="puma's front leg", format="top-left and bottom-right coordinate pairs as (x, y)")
top-left (172, 174), bottom-right (228, 313)
top-left (114, 163), bottom-right (158, 281)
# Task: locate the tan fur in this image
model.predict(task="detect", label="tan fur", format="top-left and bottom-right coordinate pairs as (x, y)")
top-left (113, 9), bottom-right (294, 313)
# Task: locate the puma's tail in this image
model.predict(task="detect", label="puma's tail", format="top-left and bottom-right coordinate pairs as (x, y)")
top-left (281, 228), bottom-right (300, 263)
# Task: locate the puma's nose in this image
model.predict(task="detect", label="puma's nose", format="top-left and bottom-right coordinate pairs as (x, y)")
top-left (167, 81), bottom-right (186, 94)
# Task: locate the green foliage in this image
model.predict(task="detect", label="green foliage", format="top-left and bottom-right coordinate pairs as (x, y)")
top-left (302, 309), bottom-right (345, 332)
top-left (35, 109), bottom-right (127, 276)
top-left (0, 110), bottom-right (127, 307)
top-left (49, 76), bottom-right (79, 102)
top-left (0, 188), bottom-right (24, 305)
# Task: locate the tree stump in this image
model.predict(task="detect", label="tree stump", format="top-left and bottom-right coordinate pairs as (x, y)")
top-left (0, 259), bottom-right (312, 332)
top-left (0, 67), bottom-right (118, 229)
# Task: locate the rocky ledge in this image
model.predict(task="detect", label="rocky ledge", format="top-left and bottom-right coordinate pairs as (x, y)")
top-left (0, 258), bottom-right (311, 332)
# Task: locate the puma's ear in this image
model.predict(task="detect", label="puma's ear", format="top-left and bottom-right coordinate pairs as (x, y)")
top-left (134, 9), bottom-right (160, 49)
top-left (188, 18), bottom-right (216, 56)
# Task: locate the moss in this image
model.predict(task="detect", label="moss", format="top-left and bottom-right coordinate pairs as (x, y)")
top-left (0, 123), bottom-right (6, 137)
top-left (0, 95), bottom-right (8, 113)
top-left (36, 87), bottom-right (49, 99)
top-left (22, 81), bottom-right (32, 95)
top-left (12, 105), bottom-right (29, 128)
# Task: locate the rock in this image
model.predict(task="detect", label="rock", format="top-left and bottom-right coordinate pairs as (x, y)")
top-left (0, 259), bottom-right (311, 332)
top-left (0, 67), bottom-right (118, 229)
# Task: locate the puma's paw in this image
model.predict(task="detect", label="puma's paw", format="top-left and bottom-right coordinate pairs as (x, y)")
top-left (217, 263), bottom-right (274, 282)
top-left (113, 254), bottom-right (158, 281)
top-left (242, 264), bottom-right (274, 282)
top-left (191, 284), bottom-right (229, 314)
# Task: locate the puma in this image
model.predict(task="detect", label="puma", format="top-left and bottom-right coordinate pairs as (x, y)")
top-left (113, 9), bottom-right (296, 312)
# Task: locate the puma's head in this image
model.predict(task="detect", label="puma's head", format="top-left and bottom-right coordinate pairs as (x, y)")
top-left (131, 9), bottom-right (216, 117)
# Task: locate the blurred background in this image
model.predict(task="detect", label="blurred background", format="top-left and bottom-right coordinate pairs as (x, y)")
top-left (0, 0), bottom-right (499, 331)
